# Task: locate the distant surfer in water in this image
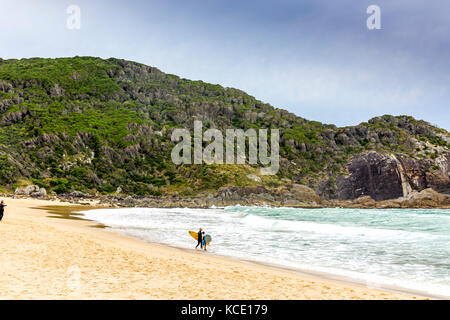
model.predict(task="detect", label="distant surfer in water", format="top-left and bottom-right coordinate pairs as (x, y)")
top-left (195, 228), bottom-right (203, 249)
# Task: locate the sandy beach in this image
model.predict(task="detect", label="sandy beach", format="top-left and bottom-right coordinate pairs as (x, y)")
top-left (0, 197), bottom-right (425, 300)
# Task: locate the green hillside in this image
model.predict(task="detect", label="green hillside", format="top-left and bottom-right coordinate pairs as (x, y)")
top-left (0, 57), bottom-right (448, 199)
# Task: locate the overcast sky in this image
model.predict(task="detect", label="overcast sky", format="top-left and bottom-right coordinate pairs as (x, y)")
top-left (0, 0), bottom-right (448, 130)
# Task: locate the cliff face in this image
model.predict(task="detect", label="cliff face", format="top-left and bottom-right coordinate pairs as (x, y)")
top-left (0, 57), bottom-right (448, 200)
top-left (335, 152), bottom-right (450, 201)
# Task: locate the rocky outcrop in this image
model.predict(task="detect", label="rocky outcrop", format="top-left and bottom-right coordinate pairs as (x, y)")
top-left (75, 184), bottom-right (323, 208)
top-left (336, 151), bottom-right (450, 201)
top-left (246, 174), bottom-right (262, 183)
top-left (395, 188), bottom-right (450, 208)
top-left (324, 188), bottom-right (450, 209)
top-left (63, 191), bottom-right (90, 198)
top-left (215, 184), bottom-right (321, 207)
top-left (1, 109), bottom-right (31, 126)
top-left (54, 187), bottom-right (450, 209)
top-left (286, 184), bottom-right (322, 204)
top-left (336, 152), bottom-right (406, 201)
top-left (14, 185), bottom-right (47, 197)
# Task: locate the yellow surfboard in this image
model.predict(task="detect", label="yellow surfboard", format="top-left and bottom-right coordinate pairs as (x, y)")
top-left (189, 231), bottom-right (211, 245)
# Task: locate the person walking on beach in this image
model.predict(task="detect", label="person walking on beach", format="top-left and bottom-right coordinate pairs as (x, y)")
top-left (202, 231), bottom-right (207, 251)
top-left (0, 200), bottom-right (7, 222)
top-left (195, 228), bottom-right (203, 249)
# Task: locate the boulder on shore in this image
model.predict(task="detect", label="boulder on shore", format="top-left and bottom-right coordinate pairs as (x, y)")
top-left (14, 185), bottom-right (47, 197)
top-left (399, 188), bottom-right (450, 207)
top-left (287, 184), bottom-right (322, 204)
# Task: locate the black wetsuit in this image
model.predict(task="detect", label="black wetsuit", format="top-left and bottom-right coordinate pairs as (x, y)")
top-left (0, 204), bottom-right (5, 221)
top-left (196, 231), bottom-right (203, 248)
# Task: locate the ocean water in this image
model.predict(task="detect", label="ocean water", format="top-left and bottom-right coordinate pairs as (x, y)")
top-left (79, 206), bottom-right (450, 297)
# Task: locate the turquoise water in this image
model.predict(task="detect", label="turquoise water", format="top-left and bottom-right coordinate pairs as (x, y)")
top-left (80, 206), bottom-right (450, 297)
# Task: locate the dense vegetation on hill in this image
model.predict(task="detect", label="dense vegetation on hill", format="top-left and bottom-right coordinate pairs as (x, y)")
top-left (0, 57), bottom-right (448, 199)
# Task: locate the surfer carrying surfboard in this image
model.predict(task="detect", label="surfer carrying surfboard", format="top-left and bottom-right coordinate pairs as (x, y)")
top-left (195, 228), bottom-right (203, 249)
top-left (190, 229), bottom-right (212, 250)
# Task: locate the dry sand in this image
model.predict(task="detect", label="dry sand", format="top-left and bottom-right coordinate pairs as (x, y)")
top-left (0, 197), bottom-right (425, 300)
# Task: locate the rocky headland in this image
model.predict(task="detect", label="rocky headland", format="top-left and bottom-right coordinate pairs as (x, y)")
top-left (0, 57), bottom-right (448, 206)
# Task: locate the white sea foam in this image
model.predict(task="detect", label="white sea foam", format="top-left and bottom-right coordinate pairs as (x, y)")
top-left (240, 214), bottom-right (446, 240)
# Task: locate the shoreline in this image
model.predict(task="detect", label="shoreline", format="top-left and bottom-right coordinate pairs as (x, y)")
top-left (5, 183), bottom-right (450, 210)
top-left (66, 206), bottom-right (446, 300)
top-left (0, 196), bottom-right (434, 299)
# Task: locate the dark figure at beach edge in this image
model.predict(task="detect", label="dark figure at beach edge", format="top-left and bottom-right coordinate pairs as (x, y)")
top-left (0, 200), bottom-right (7, 222)
top-left (195, 228), bottom-right (203, 249)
